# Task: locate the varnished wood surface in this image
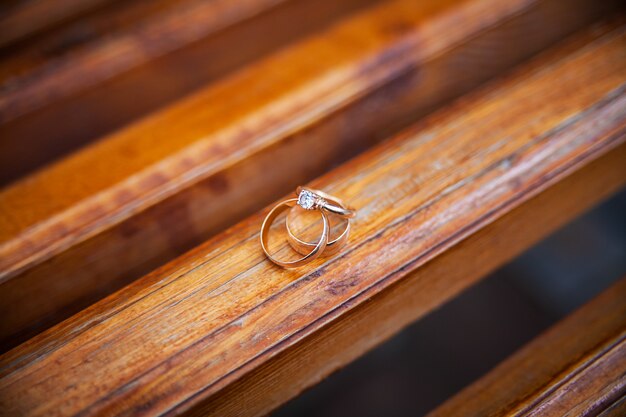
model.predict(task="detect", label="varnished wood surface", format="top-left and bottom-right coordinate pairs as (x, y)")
top-left (428, 278), bottom-right (626, 417)
top-left (0, 0), bottom-right (620, 351)
top-left (1, 22), bottom-right (625, 416)
top-left (195, 141), bottom-right (626, 417)
top-left (0, 0), bottom-right (378, 183)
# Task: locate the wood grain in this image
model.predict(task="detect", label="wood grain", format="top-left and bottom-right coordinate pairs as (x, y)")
top-left (192, 141), bottom-right (626, 417)
top-left (0, 0), bottom-right (378, 183)
top-left (0, 0), bottom-right (621, 351)
top-left (427, 277), bottom-right (626, 417)
top-left (1, 22), bottom-right (624, 416)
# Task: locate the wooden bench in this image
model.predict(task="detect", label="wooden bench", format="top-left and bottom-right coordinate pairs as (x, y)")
top-left (1, 0), bottom-right (621, 352)
top-left (0, 0), bottom-right (624, 415)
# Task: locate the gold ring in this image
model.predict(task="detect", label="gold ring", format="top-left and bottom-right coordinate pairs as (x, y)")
top-left (260, 187), bottom-right (356, 268)
top-left (260, 198), bottom-right (329, 268)
top-left (296, 186), bottom-right (356, 218)
top-left (286, 198), bottom-right (350, 256)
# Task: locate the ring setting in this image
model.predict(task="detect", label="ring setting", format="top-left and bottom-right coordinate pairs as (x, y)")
top-left (297, 189), bottom-right (319, 210)
top-left (260, 187), bottom-right (356, 268)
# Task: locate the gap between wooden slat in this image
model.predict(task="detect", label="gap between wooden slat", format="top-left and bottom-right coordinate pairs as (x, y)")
top-left (427, 277), bottom-right (626, 417)
top-left (0, 0), bottom-right (118, 48)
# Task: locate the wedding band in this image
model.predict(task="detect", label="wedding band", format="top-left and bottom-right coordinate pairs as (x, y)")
top-left (296, 186), bottom-right (356, 218)
top-left (260, 187), bottom-right (356, 268)
top-left (260, 198), bottom-right (329, 268)
top-left (286, 204), bottom-right (350, 256)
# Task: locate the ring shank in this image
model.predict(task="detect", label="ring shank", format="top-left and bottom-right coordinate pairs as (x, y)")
top-left (286, 206), bottom-right (350, 256)
top-left (260, 198), bottom-right (329, 268)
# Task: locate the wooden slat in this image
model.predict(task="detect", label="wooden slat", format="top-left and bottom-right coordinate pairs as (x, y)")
top-left (1, 21), bottom-right (625, 417)
top-left (0, 0), bottom-right (377, 183)
top-left (195, 142), bottom-right (626, 417)
top-left (0, 0), bottom-right (620, 351)
top-left (0, 0), bottom-right (117, 47)
top-left (0, 0), bottom-right (286, 119)
top-left (428, 278), bottom-right (626, 417)
top-left (198, 143), bottom-right (626, 417)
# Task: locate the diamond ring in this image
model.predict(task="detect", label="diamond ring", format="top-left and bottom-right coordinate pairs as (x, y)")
top-left (260, 198), bottom-right (329, 268)
top-left (260, 187), bottom-right (356, 268)
top-left (296, 186), bottom-right (356, 218)
top-left (287, 188), bottom-right (352, 256)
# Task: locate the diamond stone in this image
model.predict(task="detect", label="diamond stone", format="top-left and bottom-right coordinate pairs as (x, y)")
top-left (298, 190), bottom-right (317, 210)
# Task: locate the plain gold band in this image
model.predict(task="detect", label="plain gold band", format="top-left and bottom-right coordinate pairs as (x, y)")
top-left (260, 198), bottom-right (329, 268)
top-left (286, 202), bottom-right (350, 256)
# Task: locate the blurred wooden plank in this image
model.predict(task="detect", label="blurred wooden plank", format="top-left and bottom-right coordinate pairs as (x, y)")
top-left (0, 0), bottom-right (291, 118)
top-left (0, 0), bottom-right (378, 184)
top-left (428, 278), bottom-right (626, 417)
top-left (1, 22), bottom-right (625, 417)
top-left (0, 0), bottom-right (621, 351)
top-left (0, 0), bottom-right (285, 118)
top-left (0, 0), bottom-right (117, 47)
